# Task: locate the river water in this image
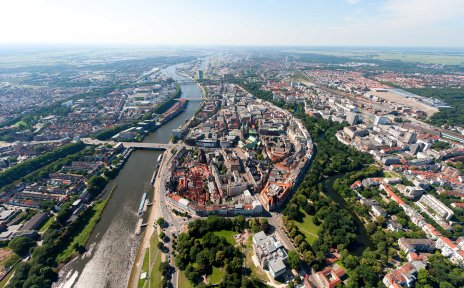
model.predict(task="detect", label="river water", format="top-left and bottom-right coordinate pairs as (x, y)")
top-left (323, 175), bottom-right (373, 255)
top-left (55, 63), bottom-right (204, 288)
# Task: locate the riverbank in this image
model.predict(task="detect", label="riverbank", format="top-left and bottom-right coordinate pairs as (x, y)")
top-left (323, 175), bottom-right (374, 255)
top-left (54, 61), bottom-right (206, 288)
top-left (57, 184), bottom-right (117, 263)
top-left (128, 149), bottom-right (170, 288)
top-left (93, 85), bottom-right (182, 141)
top-left (177, 71), bottom-right (207, 97)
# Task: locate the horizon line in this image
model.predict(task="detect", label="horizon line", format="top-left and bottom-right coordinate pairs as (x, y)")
top-left (0, 43), bottom-right (464, 49)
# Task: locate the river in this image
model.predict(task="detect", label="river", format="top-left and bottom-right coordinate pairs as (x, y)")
top-left (323, 175), bottom-right (373, 256)
top-left (55, 62), bottom-right (204, 288)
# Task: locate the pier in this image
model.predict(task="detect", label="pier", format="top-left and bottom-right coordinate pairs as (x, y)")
top-left (135, 218), bottom-right (143, 235)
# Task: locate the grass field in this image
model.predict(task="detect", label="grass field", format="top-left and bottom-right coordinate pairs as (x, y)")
top-left (137, 248), bottom-right (150, 288)
top-left (137, 232), bottom-right (162, 288)
top-left (295, 212), bottom-right (321, 245)
top-left (383, 171), bottom-right (401, 178)
top-left (286, 49), bottom-right (464, 65)
top-left (209, 267), bottom-right (225, 284)
top-left (149, 250), bottom-right (162, 288)
top-left (212, 230), bottom-right (236, 245)
top-left (38, 215), bottom-right (56, 233)
top-left (178, 271), bottom-right (194, 288)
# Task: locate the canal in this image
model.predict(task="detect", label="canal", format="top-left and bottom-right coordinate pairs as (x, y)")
top-left (55, 62), bottom-right (204, 288)
top-left (323, 175), bottom-right (373, 256)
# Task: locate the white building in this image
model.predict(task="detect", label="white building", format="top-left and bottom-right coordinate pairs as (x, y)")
top-left (418, 194), bottom-right (454, 220)
top-left (253, 231), bottom-right (288, 279)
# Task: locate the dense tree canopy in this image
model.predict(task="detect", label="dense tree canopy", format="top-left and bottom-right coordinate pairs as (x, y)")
top-left (8, 237), bottom-right (36, 257)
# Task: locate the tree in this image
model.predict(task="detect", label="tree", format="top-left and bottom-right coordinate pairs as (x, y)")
top-left (215, 250), bottom-right (225, 263)
top-left (302, 251), bottom-right (315, 264)
top-left (343, 255), bottom-right (358, 270)
top-left (159, 261), bottom-right (169, 276)
top-left (8, 237), bottom-right (36, 257)
top-left (39, 200), bottom-right (55, 211)
top-left (157, 217), bottom-right (167, 227)
top-left (259, 218), bottom-right (270, 233)
top-left (86, 175), bottom-right (108, 198)
top-left (288, 250), bottom-right (301, 270)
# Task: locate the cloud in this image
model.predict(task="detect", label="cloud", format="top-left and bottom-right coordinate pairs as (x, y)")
top-left (381, 0), bottom-right (464, 27)
top-left (345, 0), bottom-right (361, 4)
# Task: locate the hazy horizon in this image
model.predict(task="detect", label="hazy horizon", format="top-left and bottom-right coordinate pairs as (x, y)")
top-left (1, 0), bottom-right (464, 47)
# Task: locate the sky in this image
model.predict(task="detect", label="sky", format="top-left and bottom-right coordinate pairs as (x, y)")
top-left (1, 0), bottom-right (464, 47)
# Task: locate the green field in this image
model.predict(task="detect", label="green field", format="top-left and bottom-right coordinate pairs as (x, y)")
top-left (178, 271), bottom-right (194, 288)
top-left (138, 248), bottom-right (150, 288)
top-left (383, 171), bottom-right (400, 178)
top-left (286, 49), bottom-right (464, 65)
top-left (149, 250), bottom-right (162, 288)
top-left (212, 230), bottom-right (236, 245)
top-left (294, 212), bottom-right (321, 245)
top-left (138, 232), bottom-right (162, 288)
top-left (38, 215), bottom-right (56, 233)
top-left (209, 267), bottom-right (225, 284)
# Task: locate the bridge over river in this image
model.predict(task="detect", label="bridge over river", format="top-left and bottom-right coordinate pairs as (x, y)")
top-left (177, 97), bottom-right (204, 102)
top-left (81, 138), bottom-right (180, 150)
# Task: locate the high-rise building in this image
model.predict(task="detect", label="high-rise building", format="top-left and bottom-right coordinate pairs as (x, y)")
top-left (197, 69), bottom-right (204, 80)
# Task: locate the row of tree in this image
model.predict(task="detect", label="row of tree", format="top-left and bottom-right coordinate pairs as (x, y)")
top-left (0, 142), bottom-right (85, 188)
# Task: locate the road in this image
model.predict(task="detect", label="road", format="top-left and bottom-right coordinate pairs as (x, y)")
top-left (129, 146), bottom-right (192, 288)
top-left (156, 148), bottom-right (198, 288)
top-left (128, 149), bottom-right (171, 288)
top-left (268, 213), bottom-right (297, 252)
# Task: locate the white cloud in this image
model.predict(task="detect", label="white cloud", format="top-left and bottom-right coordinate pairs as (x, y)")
top-left (381, 0), bottom-right (464, 27)
top-left (345, 0), bottom-right (361, 4)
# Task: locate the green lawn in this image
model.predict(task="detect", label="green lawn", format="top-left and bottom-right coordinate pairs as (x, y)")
top-left (149, 249), bottom-right (162, 288)
top-left (295, 212), bottom-right (321, 245)
top-left (213, 230), bottom-right (236, 245)
top-left (137, 248), bottom-right (150, 288)
top-left (209, 267), bottom-right (225, 284)
top-left (138, 232), bottom-right (162, 288)
top-left (383, 171), bottom-right (400, 178)
top-left (38, 215), bottom-right (56, 233)
top-left (178, 271), bottom-right (194, 288)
